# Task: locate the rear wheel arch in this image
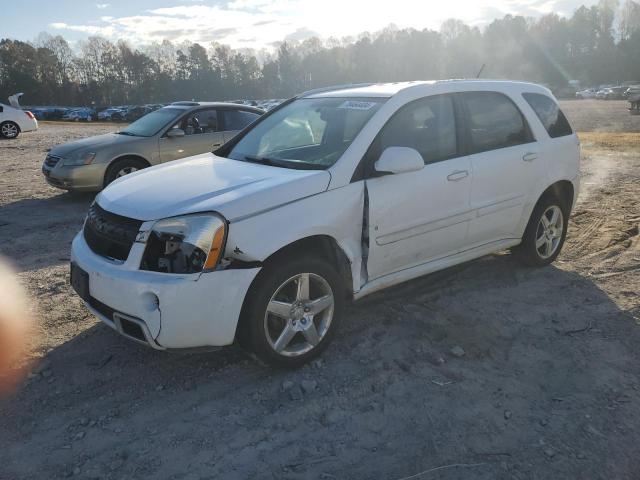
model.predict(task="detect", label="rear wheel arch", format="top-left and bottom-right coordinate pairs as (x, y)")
top-left (541, 180), bottom-right (574, 211)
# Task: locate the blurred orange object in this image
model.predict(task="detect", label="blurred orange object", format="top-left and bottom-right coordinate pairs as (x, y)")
top-left (0, 259), bottom-right (34, 395)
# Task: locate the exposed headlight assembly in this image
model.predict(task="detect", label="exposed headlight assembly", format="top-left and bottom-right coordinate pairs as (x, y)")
top-left (62, 151), bottom-right (96, 166)
top-left (140, 213), bottom-right (227, 274)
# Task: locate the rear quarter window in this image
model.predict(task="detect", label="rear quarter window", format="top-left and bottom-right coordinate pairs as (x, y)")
top-left (522, 92), bottom-right (573, 138)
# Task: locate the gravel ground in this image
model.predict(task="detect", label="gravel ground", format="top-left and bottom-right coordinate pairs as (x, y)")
top-left (0, 100), bottom-right (639, 479)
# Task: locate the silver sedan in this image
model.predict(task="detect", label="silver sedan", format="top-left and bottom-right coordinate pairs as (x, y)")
top-left (42, 102), bottom-right (263, 192)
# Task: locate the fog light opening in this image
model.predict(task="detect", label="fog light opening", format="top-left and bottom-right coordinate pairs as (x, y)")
top-left (142, 292), bottom-right (160, 312)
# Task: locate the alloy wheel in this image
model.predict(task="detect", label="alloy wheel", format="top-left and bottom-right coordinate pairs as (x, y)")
top-left (116, 166), bottom-right (138, 178)
top-left (1, 123), bottom-right (18, 138)
top-left (535, 205), bottom-right (564, 259)
top-left (263, 272), bottom-right (334, 357)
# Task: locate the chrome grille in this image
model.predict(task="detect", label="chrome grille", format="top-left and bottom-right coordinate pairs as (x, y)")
top-left (83, 203), bottom-right (143, 261)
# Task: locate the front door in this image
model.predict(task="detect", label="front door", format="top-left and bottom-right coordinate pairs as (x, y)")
top-left (159, 108), bottom-right (224, 163)
top-left (365, 94), bottom-right (473, 280)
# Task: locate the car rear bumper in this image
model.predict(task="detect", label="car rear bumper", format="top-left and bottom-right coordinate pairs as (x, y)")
top-left (70, 231), bottom-right (260, 349)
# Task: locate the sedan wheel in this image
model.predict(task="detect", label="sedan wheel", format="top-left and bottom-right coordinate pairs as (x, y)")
top-left (0, 122), bottom-right (19, 139)
top-left (116, 166), bottom-right (138, 178)
top-left (264, 273), bottom-right (335, 357)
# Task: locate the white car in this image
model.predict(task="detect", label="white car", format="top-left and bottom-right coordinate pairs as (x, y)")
top-left (0, 93), bottom-right (38, 139)
top-left (575, 88), bottom-right (597, 99)
top-left (70, 80), bottom-right (580, 367)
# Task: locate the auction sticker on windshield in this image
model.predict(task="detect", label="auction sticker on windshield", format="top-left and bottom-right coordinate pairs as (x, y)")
top-left (338, 100), bottom-right (378, 110)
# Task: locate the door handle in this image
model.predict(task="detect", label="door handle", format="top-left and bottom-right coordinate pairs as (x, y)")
top-left (447, 170), bottom-right (469, 182)
top-left (522, 152), bottom-right (538, 162)
top-left (212, 143), bottom-right (222, 147)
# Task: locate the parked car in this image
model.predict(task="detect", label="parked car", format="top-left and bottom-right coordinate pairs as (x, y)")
top-left (69, 80), bottom-right (580, 367)
top-left (125, 105), bottom-right (153, 122)
top-left (63, 108), bottom-right (95, 122)
top-left (575, 88), bottom-right (597, 99)
top-left (0, 93), bottom-right (38, 139)
top-left (97, 107), bottom-right (127, 121)
top-left (624, 86), bottom-right (640, 98)
top-left (604, 86), bottom-right (627, 100)
top-left (42, 102), bottom-right (263, 191)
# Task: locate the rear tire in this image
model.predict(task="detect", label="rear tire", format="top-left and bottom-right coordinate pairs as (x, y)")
top-left (514, 193), bottom-right (569, 267)
top-left (104, 157), bottom-right (148, 187)
top-left (238, 255), bottom-right (345, 368)
top-left (0, 121), bottom-right (20, 139)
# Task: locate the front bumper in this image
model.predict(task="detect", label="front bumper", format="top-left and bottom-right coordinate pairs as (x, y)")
top-left (42, 162), bottom-right (106, 191)
top-left (70, 231), bottom-right (260, 349)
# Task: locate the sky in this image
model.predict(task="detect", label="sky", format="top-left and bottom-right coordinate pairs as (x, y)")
top-left (4, 0), bottom-right (600, 50)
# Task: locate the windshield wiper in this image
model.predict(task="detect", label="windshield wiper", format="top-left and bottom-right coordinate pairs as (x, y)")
top-left (243, 155), bottom-right (285, 166)
top-left (117, 131), bottom-right (138, 136)
top-left (242, 155), bottom-right (326, 170)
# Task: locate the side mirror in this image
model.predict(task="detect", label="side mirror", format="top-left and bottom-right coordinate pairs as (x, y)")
top-left (166, 128), bottom-right (185, 138)
top-left (374, 147), bottom-right (424, 175)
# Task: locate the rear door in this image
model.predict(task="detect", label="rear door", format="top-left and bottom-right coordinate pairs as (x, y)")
top-left (159, 108), bottom-right (224, 162)
top-left (460, 91), bottom-right (543, 247)
top-left (221, 109), bottom-right (262, 142)
top-left (365, 94), bottom-right (473, 280)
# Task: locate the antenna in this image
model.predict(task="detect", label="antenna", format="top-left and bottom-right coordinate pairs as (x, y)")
top-left (476, 64), bottom-right (486, 79)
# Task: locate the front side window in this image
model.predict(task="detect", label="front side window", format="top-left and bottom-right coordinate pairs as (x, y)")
top-left (227, 97), bottom-right (385, 169)
top-left (462, 92), bottom-right (533, 154)
top-left (522, 92), bottom-right (573, 138)
top-left (376, 95), bottom-right (458, 164)
top-left (176, 109), bottom-right (219, 135)
top-left (224, 110), bottom-right (260, 131)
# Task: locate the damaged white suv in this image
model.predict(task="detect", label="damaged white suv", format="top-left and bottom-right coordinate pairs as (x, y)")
top-left (71, 80), bottom-right (580, 367)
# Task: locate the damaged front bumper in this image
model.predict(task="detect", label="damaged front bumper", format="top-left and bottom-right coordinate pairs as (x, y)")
top-left (70, 232), bottom-right (261, 349)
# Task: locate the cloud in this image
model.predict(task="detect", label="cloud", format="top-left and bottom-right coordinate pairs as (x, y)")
top-left (48, 0), bottom-right (599, 50)
top-left (96, 3), bottom-right (110, 9)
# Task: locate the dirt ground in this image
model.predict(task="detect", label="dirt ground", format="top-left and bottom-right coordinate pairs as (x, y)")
top-left (0, 100), bottom-right (639, 479)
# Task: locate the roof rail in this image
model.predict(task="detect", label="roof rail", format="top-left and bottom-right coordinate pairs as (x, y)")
top-left (298, 83), bottom-right (376, 98)
top-left (171, 101), bottom-right (200, 106)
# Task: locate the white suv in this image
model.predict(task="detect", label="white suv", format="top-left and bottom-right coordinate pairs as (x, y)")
top-left (70, 80), bottom-right (580, 367)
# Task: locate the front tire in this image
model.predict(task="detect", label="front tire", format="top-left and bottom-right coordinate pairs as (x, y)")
top-left (515, 194), bottom-right (569, 266)
top-left (104, 158), bottom-right (148, 187)
top-left (0, 121), bottom-right (20, 139)
top-left (239, 256), bottom-right (345, 368)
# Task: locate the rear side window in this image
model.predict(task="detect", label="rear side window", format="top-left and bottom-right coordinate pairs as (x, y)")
top-left (377, 95), bottom-right (458, 164)
top-left (522, 92), bottom-right (573, 138)
top-left (224, 110), bottom-right (261, 131)
top-left (462, 92), bottom-right (533, 154)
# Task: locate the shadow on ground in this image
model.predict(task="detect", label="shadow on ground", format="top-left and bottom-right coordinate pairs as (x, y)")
top-left (2, 253), bottom-right (639, 479)
top-left (0, 192), bottom-right (94, 271)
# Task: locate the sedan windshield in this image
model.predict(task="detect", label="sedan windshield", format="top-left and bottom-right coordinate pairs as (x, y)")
top-left (227, 97), bottom-right (385, 169)
top-left (119, 107), bottom-right (183, 137)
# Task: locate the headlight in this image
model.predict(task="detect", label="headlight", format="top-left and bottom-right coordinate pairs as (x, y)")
top-left (62, 152), bottom-right (96, 166)
top-left (140, 213), bottom-right (227, 274)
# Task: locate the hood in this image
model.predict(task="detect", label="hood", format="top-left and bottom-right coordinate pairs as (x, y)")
top-left (96, 153), bottom-right (332, 222)
top-left (50, 133), bottom-right (135, 156)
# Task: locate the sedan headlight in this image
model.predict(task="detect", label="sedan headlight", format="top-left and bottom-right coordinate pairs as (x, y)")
top-left (140, 214), bottom-right (227, 274)
top-left (62, 151), bottom-right (96, 166)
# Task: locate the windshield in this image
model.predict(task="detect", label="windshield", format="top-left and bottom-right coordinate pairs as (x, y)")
top-left (227, 97), bottom-right (385, 169)
top-left (119, 107), bottom-right (183, 137)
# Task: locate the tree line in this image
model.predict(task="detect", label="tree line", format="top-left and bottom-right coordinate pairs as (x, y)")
top-left (1, 0), bottom-right (640, 107)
